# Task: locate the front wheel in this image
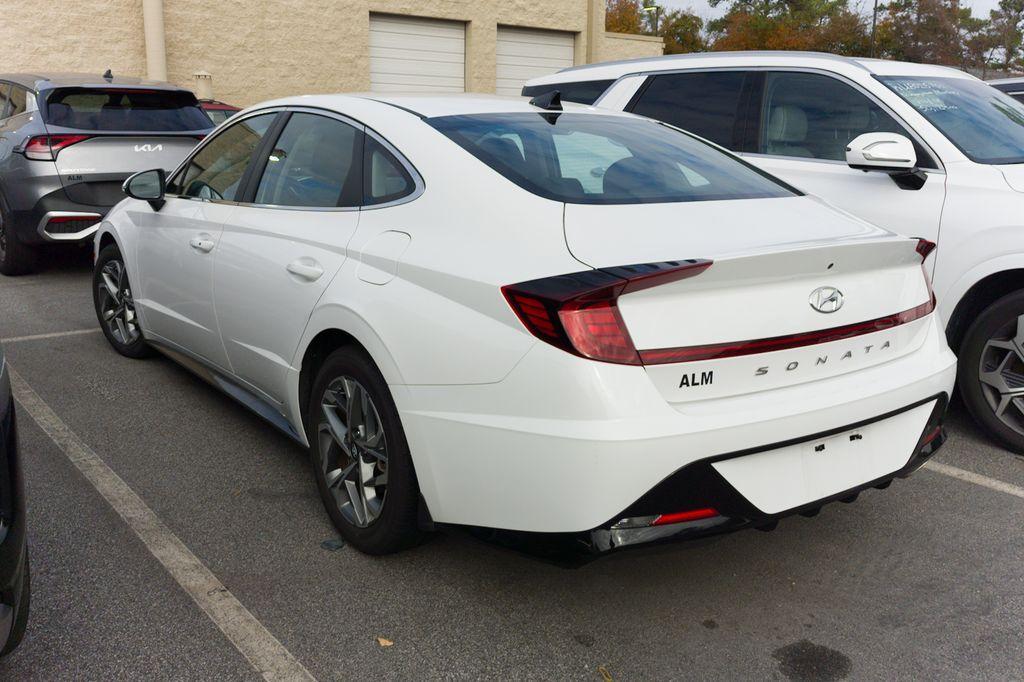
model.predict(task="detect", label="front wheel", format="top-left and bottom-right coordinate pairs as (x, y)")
top-left (93, 245), bottom-right (153, 359)
top-left (307, 346), bottom-right (422, 554)
top-left (959, 290), bottom-right (1024, 453)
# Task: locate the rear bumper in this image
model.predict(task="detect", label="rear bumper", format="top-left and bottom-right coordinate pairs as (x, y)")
top-left (396, 313), bottom-right (957, 534)
top-left (11, 186), bottom-right (111, 245)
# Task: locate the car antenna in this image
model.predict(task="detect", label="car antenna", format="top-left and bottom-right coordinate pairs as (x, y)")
top-left (529, 90), bottom-right (562, 111)
top-left (103, 69), bottom-right (113, 81)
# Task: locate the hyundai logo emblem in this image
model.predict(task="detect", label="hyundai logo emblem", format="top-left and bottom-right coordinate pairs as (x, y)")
top-left (809, 286), bottom-right (844, 313)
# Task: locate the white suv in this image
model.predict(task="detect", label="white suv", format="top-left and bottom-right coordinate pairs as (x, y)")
top-left (94, 94), bottom-right (954, 554)
top-left (527, 51), bottom-right (1024, 452)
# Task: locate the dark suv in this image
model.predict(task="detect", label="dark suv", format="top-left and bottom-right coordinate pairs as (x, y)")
top-left (0, 72), bottom-right (213, 275)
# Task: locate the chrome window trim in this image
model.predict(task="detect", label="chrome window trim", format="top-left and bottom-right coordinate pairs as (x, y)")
top-left (616, 65), bottom-right (945, 172)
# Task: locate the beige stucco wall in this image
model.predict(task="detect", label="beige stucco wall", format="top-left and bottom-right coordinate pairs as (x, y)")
top-left (597, 32), bottom-right (665, 62)
top-left (2, 0), bottom-right (662, 106)
top-left (0, 0), bottom-right (146, 77)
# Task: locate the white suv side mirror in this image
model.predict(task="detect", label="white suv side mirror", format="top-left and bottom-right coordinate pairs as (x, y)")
top-left (846, 133), bottom-right (917, 172)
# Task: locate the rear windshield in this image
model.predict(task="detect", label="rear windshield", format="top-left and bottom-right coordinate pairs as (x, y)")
top-left (43, 88), bottom-right (212, 132)
top-left (428, 113), bottom-right (797, 204)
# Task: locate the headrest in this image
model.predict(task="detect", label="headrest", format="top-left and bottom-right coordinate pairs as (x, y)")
top-left (841, 104), bottom-right (870, 130)
top-left (767, 105), bottom-right (808, 143)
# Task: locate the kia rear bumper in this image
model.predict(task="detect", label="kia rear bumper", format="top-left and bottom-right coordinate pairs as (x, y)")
top-left (11, 186), bottom-right (115, 246)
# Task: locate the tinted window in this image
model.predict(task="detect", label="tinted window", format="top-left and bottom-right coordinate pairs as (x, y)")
top-left (630, 71), bottom-right (746, 148)
top-left (0, 84), bottom-right (11, 119)
top-left (363, 137), bottom-right (415, 206)
top-left (255, 113), bottom-right (362, 208)
top-left (521, 80), bottom-right (614, 105)
top-left (759, 72), bottom-right (908, 162)
top-left (44, 88), bottom-right (212, 131)
top-left (171, 113), bottom-right (276, 201)
top-left (7, 87), bottom-right (26, 117)
top-left (429, 113), bottom-right (796, 205)
top-left (880, 75), bottom-right (1024, 165)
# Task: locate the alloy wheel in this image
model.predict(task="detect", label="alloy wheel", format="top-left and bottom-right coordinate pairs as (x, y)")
top-left (97, 259), bottom-right (141, 346)
top-left (978, 314), bottom-right (1024, 436)
top-left (317, 376), bottom-right (389, 528)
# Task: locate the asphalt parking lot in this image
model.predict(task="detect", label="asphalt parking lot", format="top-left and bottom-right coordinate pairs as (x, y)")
top-left (0, 253), bottom-right (1022, 681)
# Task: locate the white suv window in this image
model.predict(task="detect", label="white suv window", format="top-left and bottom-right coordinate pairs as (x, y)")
top-left (759, 72), bottom-right (909, 163)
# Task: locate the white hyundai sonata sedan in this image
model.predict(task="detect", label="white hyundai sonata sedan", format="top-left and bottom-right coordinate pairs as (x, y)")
top-left (93, 93), bottom-right (956, 554)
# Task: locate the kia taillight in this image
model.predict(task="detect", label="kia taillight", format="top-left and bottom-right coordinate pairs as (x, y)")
top-left (22, 134), bottom-right (91, 161)
top-left (502, 260), bottom-right (712, 365)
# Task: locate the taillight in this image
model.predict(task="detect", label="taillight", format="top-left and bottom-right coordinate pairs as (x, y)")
top-left (502, 259), bottom-right (712, 365)
top-left (22, 134), bottom-right (91, 161)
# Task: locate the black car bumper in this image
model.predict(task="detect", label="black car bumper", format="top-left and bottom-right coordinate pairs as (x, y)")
top-left (11, 185), bottom-right (116, 246)
top-left (588, 394), bottom-right (948, 552)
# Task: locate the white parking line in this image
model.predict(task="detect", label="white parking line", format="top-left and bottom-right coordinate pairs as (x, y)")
top-left (924, 461), bottom-right (1024, 499)
top-left (1, 328), bottom-right (100, 344)
top-left (9, 367), bottom-right (317, 682)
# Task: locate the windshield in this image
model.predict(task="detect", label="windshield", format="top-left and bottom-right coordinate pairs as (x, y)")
top-left (44, 88), bottom-right (212, 132)
top-left (878, 76), bottom-right (1024, 164)
top-left (428, 113), bottom-right (797, 204)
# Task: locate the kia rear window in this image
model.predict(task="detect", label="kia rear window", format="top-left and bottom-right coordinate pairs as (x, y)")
top-left (44, 88), bottom-right (212, 132)
top-left (429, 113), bottom-right (797, 204)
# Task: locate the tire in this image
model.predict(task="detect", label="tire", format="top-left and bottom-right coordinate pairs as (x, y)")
top-left (0, 193), bottom-right (38, 277)
top-left (93, 245), bottom-right (153, 359)
top-left (0, 549), bottom-right (30, 657)
top-left (307, 346), bottom-right (422, 554)
top-left (958, 289), bottom-right (1024, 452)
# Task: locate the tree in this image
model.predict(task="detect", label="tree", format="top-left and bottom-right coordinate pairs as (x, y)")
top-left (606, 0), bottom-right (646, 34)
top-left (661, 9), bottom-right (706, 53)
top-left (708, 0), bottom-right (870, 55)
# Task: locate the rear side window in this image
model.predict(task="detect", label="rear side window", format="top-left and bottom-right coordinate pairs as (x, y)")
top-left (254, 113), bottom-right (362, 208)
top-left (44, 88), bottom-right (212, 131)
top-left (7, 87), bottom-right (26, 117)
top-left (363, 137), bottom-right (415, 206)
top-left (630, 71), bottom-right (746, 148)
top-left (171, 113), bottom-right (276, 201)
top-left (429, 112), bottom-right (796, 205)
top-left (0, 84), bottom-right (11, 119)
top-left (521, 80), bottom-right (614, 105)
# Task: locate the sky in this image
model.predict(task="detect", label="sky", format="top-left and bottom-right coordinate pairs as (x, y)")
top-left (661, 0), bottom-right (1003, 22)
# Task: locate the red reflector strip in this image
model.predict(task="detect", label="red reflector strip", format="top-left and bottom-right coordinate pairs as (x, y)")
top-left (651, 507), bottom-right (720, 526)
top-left (920, 425), bottom-right (942, 446)
top-left (47, 213), bottom-right (101, 224)
top-left (639, 295), bottom-right (935, 366)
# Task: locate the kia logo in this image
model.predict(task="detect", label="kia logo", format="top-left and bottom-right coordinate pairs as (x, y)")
top-left (134, 144), bottom-right (163, 152)
top-left (809, 286), bottom-right (844, 313)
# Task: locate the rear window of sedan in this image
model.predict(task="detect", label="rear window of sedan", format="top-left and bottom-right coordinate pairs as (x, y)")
top-left (428, 112), bottom-right (797, 205)
top-left (43, 87), bottom-right (212, 132)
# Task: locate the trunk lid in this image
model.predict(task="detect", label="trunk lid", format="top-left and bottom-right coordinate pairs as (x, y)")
top-left (563, 196), bottom-right (933, 404)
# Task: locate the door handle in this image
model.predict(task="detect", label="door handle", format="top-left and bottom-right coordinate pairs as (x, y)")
top-left (286, 259), bottom-right (324, 281)
top-left (189, 236), bottom-right (215, 253)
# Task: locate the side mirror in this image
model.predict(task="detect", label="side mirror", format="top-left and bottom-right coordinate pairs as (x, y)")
top-left (123, 168), bottom-right (166, 210)
top-left (846, 133), bottom-right (917, 172)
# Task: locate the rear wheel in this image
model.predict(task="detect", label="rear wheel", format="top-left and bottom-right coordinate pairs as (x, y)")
top-left (0, 195), bottom-right (38, 276)
top-left (959, 290), bottom-right (1024, 453)
top-left (0, 549), bottom-right (29, 657)
top-left (307, 346), bottom-right (422, 554)
top-left (93, 245), bottom-right (152, 359)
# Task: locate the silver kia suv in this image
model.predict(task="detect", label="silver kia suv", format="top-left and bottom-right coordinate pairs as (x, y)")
top-left (0, 72), bottom-right (213, 275)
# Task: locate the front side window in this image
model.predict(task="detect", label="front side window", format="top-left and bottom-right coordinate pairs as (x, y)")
top-left (759, 72), bottom-right (908, 162)
top-left (879, 75), bottom-right (1024, 165)
top-left (44, 88), bottom-right (212, 131)
top-left (630, 71), bottom-right (746, 149)
top-left (429, 112), bottom-right (796, 205)
top-left (171, 113), bottom-right (276, 201)
top-left (254, 113), bottom-right (362, 208)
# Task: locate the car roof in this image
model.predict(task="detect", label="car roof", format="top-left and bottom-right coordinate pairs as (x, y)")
top-left (0, 72), bottom-right (190, 92)
top-left (246, 92), bottom-right (635, 119)
top-left (525, 51), bottom-right (974, 88)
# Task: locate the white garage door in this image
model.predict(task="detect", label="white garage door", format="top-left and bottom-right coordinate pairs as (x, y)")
top-left (496, 26), bottom-right (575, 97)
top-left (369, 14), bottom-right (465, 93)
